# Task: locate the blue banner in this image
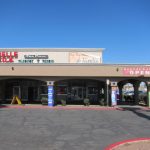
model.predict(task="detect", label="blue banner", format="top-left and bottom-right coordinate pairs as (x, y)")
top-left (48, 86), bottom-right (54, 106)
top-left (111, 90), bottom-right (117, 106)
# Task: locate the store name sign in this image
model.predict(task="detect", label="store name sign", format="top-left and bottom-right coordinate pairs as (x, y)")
top-left (18, 54), bottom-right (54, 64)
top-left (123, 67), bottom-right (150, 75)
top-left (0, 52), bottom-right (55, 64)
top-left (0, 52), bottom-right (18, 62)
top-left (0, 51), bottom-right (101, 64)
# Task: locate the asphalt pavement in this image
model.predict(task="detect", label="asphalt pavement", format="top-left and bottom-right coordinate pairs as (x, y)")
top-left (0, 106), bottom-right (150, 150)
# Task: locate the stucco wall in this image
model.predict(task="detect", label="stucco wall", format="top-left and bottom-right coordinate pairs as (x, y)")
top-left (0, 64), bottom-right (150, 78)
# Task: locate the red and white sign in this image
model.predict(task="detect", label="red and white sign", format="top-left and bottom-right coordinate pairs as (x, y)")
top-left (0, 51), bottom-right (18, 63)
top-left (0, 51), bottom-right (102, 64)
top-left (123, 67), bottom-right (150, 76)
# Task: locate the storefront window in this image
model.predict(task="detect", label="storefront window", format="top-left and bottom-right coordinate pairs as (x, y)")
top-left (22, 86), bottom-right (28, 99)
top-left (33, 87), bottom-right (39, 99)
top-left (57, 86), bottom-right (67, 94)
top-left (88, 87), bottom-right (98, 94)
top-left (40, 86), bottom-right (48, 94)
top-left (5, 86), bottom-right (13, 99)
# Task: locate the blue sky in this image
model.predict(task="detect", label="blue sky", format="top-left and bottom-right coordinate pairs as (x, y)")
top-left (0, 0), bottom-right (150, 63)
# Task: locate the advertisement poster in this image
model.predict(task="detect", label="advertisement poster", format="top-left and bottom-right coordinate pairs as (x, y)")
top-left (69, 52), bottom-right (101, 63)
top-left (111, 87), bottom-right (117, 106)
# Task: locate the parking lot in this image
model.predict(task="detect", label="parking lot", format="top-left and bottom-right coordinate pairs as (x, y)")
top-left (0, 106), bottom-right (150, 150)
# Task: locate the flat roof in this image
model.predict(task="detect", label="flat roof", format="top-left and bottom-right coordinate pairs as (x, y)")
top-left (0, 48), bottom-right (104, 52)
top-left (0, 63), bottom-right (150, 66)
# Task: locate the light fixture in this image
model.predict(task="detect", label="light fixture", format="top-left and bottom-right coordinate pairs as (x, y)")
top-left (116, 68), bottom-right (119, 72)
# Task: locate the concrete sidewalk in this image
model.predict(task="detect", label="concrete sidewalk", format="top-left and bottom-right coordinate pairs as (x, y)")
top-left (0, 104), bottom-right (149, 110)
top-left (0, 104), bottom-right (122, 110)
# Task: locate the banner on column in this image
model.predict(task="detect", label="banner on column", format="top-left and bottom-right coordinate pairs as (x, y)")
top-left (48, 86), bottom-right (54, 106)
top-left (111, 87), bottom-right (117, 106)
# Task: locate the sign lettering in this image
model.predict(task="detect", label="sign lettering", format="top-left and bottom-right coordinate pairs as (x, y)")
top-left (0, 52), bottom-right (18, 63)
top-left (123, 67), bottom-right (150, 76)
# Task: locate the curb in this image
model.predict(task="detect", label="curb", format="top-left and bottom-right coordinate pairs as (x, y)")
top-left (0, 105), bottom-right (123, 110)
top-left (104, 138), bottom-right (150, 150)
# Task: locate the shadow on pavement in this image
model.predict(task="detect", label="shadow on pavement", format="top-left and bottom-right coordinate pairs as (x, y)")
top-left (122, 107), bottom-right (150, 121)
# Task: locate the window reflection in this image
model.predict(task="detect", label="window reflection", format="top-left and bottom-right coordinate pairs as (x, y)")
top-left (57, 86), bottom-right (67, 94)
top-left (40, 86), bottom-right (48, 94)
top-left (88, 87), bottom-right (97, 94)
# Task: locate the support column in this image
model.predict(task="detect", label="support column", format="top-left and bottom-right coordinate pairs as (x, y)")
top-left (2, 81), bottom-right (6, 101)
top-left (110, 82), bottom-right (118, 106)
top-left (118, 83), bottom-right (124, 102)
top-left (147, 82), bottom-right (150, 107)
top-left (104, 84), bottom-right (107, 106)
top-left (133, 81), bottom-right (140, 105)
top-left (105, 79), bottom-right (110, 106)
top-left (47, 81), bottom-right (55, 107)
top-left (0, 81), bottom-right (3, 101)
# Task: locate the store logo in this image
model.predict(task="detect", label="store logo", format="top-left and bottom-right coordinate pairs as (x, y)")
top-left (0, 51), bottom-right (18, 63)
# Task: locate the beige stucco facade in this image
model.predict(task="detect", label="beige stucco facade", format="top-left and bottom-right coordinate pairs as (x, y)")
top-left (0, 48), bottom-right (149, 79)
top-left (0, 48), bottom-right (149, 106)
top-left (0, 64), bottom-right (150, 77)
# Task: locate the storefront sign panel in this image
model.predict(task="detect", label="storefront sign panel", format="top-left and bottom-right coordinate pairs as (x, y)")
top-left (0, 51), bottom-right (101, 64)
top-left (0, 51), bottom-right (68, 64)
top-left (69, 52), bottom-right (101, 63)
top-left (123, 67), bottom-right (150, 76)
top-left (0, 51), bottom-right (18, 63)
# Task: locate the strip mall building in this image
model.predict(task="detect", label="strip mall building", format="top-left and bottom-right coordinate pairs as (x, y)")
top-left (0, 48), bottom-right (150, 107)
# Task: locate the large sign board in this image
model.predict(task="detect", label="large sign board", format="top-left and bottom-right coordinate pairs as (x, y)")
top-left (69, 52), bottom-right (101, 63)
top-left (123, 67), bottom-right (150, 76)
top-left (0, 51), bottom-right (101, 64)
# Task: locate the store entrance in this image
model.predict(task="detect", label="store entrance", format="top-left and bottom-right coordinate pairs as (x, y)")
top-left (0, 79), bottom-right (46, 104)
top-left (55, 79), bottom-right (105, 105)
top-left (13, 86), bottom-right (21, 98)
top-left (71, 87), bottom-right (84, 101)
top-left (28, 87), bottom-right (34, 103)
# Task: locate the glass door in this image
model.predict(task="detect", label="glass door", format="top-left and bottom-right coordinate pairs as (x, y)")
top-left (71, 87), bottom-right (83, 101)
top-left (13, 86), bottom-right (21, 98)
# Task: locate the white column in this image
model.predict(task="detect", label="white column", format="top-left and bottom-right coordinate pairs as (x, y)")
top-left (147, 82), bottom-right (150, 107)
top-left (110, 82), bottom-right (118, 106)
